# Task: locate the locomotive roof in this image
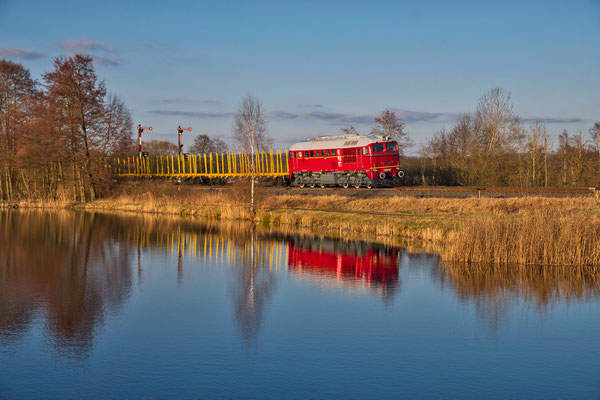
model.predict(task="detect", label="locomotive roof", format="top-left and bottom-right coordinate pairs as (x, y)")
top-left (289, 134), bottom-right (390, 151)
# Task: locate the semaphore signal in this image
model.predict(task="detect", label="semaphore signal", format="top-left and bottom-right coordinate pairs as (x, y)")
top-left (137, 124), bottom-right (153, 164)
top-left (177, 125), bottom-right (192, 156)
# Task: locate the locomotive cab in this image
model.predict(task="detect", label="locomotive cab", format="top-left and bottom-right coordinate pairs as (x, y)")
top-left (364, 141), bottom-right (402, 182)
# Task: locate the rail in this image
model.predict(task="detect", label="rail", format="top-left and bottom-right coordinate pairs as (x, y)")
top-left (106, 150), bottom-right (289, 178)
top-left (392, 186), bottom-right (598, 196)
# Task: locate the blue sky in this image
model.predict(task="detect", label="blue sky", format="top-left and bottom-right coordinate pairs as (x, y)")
top-left (1, 0), bottom-right (598, 152)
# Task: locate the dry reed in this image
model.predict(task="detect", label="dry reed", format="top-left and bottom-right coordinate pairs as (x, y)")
top-left (443, 208), bottom-right (600, 266)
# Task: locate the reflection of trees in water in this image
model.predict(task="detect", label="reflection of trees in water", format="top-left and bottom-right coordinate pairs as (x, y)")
top-left (433, 261), bottom-right (600, 329)
top-left (0, 211), bottom-right (133, 357)
top-left (231, 234), bottom-right (277, 345)
top-left (122, 220), bottom-right (282, 345)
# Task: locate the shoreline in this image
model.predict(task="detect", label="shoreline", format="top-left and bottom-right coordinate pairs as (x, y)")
top-left (2, 188), bottom-right (599, 266)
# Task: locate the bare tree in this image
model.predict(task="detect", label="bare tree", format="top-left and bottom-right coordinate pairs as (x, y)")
top-left (542, 127), bottom-right (550, 187)
top-left (143, 140), bottom-right (179, 156)
top-left (371, 109), bottom-right (410, 154)
top-left (103, 93), bottom-right (133, 156)
top-left (340, 125), bottom-right (359, 135)
top-left (475, 88), bottom-right (516, 153)
top-left (0, 59), bottom-right (37, 200)
top-left (233, 94), bottom-right (271, 215)
top-left (571, 131), bottom-right (589, 186)
top-left (189, 134), bottom-right (228, 154)
top-left (526, 121), bottom-right (545, 186)
top-left (590, 121), bottom-right (600, 175)
top-left (0, 57), bottom-right (136, 201)
top-left (558, 130), bottom-right (570, 185)
top-left (44, 54), bottom-right (107, 201)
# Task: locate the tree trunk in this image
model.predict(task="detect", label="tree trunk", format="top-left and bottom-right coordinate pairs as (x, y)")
top-left (532, 156), bottom-right (536, 186)
top-left (250, 127), bottom-right (255, 216)
top-left (544, 150), bottom-right (548, 187)
top-left (80, 124), bottom-right (96, 201)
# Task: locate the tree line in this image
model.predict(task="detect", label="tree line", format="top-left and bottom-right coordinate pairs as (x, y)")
top-left (0, 55), bottom-right (133, 201)
top-left (412, 88), bottom-right (600, 187)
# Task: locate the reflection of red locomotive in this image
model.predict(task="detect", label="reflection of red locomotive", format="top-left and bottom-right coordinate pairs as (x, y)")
top-left (287, 134), bottom-right (404, 188)
top-left (287, 237), bottom-right (399, 295)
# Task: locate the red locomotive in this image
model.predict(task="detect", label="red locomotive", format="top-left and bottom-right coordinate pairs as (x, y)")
top-left (287, 134), bottom-right (404, 188)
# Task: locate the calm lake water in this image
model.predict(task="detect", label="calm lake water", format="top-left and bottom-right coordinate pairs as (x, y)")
top-left (0, 210), bottom-right (599, 399)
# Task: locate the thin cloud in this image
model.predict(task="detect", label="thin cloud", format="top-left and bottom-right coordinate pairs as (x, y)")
top-left (60, 39), bottom-right (118, 53)
top-left (159, 98), bottom-right (187, 104)
top-left (391, 109), bottom-right (455, 123)
top-left (198, 99), bottom-right (223, 105)
top-left (0, 47), bottom-right (45, 60)
top-left (93, 56), bottom-right (122, 67)
top-left (269, 111), bottom-right (300, 120)
top-left (300, 104), bottom-right (326, 109)
top-left (520, 116), bottom-right (591, 124)
top-left (270, 109), bottom-right (459, 125)
top-left (149, 110), bottom-right (234, 119)
top-left (302, 111), bottom-right (374, 125)
top-left (158, 98), bottom-right (222, 105)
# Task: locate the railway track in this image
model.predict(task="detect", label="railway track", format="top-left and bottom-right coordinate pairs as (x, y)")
top-left (393, 186), bottom-right (598, 196)
top-left (180, 185), bottom-right (599, 198)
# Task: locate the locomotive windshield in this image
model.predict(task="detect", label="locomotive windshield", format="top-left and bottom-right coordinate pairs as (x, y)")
top-left (372, 143), bottom-right (385, 152)
top-left (371, 142), bottom-right (397, 153)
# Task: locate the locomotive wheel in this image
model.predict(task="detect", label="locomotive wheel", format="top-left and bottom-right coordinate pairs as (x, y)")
top-left (354, 181), bottom-right (361, 188)
top-left (320, 183), bottom-right (326, 188)
top-left (299, 180), bottom-right (305, 188)
top-left (309, 181), bottom-right (316, 188)
top-left (366, 181), bottom-right (373, 189)
top-left (342, 182), bottom-right (349, 189)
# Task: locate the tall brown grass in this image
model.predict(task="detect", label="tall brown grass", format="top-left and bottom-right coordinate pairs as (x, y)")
top-left (443, 207), bottom-right (600, 266)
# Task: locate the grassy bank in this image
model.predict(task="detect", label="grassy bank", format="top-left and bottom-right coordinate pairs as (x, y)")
top-left (4, 183), bottom-right (599, 266)
top-left (63, 184), bottom-right (599, 266)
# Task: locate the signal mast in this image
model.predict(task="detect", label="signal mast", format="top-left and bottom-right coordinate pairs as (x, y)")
top-left (137, 124), bottom-right (153, 164)
top-left (177, 125), bottom-right (192, 156)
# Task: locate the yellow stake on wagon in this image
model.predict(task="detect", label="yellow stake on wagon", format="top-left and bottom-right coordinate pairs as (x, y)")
top-left (269, 151), bottom-right (274, 173)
